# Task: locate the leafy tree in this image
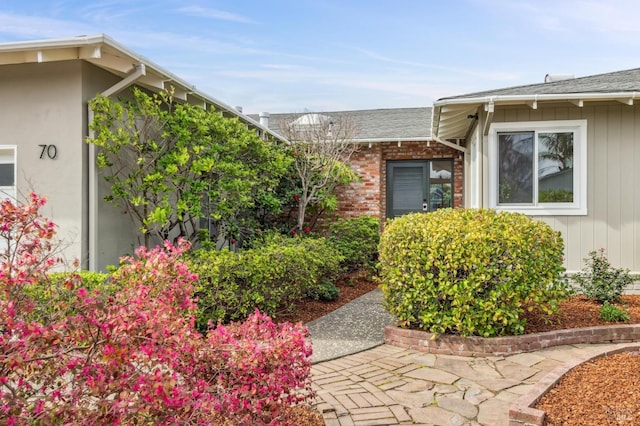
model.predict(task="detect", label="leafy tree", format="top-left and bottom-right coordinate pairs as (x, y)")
top-left (87, 88), bottom-right (290, 247)
top-left (277, 113), bottom-right (359, 232)
top-left (540, 132), bottom-right (573, 170)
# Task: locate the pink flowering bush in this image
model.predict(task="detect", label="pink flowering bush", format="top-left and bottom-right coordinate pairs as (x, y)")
top-left (1, 194), bottom-right (314, 425)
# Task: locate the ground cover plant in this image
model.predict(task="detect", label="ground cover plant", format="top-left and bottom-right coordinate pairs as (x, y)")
top-left (379, 209), bottom-right (571, 337)
top-left (0, 194), bottom-right (313, 425)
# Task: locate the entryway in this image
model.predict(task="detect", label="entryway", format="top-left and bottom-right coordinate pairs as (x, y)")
top-left (386, 160), bottom-right (453, 219)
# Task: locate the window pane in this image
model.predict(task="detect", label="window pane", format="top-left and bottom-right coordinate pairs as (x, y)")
top-left (392, 166), bottom-right (425, 211)
top-left (538, 132), bottom-right (574, 202)
top-left (429, 160), bottom-right (453, 210)
top-left (498, 132), bottom-right (533, 204)
top-left (0, 163), bottom-right (14, 186)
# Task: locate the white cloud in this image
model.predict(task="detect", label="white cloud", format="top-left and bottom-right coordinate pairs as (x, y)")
top-left (0, 12), bottom-right (91, 39)
top-left (77, 0), bottom-right (143, 24)
top-left (478, 0), bottom-right (640, 35)
top-left (176, 6), bottom-right (255, 24)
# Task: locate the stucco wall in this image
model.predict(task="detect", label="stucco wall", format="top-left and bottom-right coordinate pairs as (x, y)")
top-left (0, 60), bottom-right (154, 271)
top-left (0, 61), bottom-right (85, 266)
top-left (81, 62), bottom-right (143, 270)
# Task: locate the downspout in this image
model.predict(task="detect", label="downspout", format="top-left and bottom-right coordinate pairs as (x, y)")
top-left (88, 63), bottom-right (146, 271)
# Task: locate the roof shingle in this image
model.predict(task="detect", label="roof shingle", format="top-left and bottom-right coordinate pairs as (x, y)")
top-left (251, 107), bottom-right (432, 141)
top-left (439, 68), bottom-right (640, 100)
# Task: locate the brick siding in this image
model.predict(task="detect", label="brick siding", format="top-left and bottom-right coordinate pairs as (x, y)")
top-left (329, 140), bottom-right (465, 224)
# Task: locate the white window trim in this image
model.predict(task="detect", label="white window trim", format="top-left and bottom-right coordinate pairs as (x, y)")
top-left (0, 145), bottom-right (17, 202)
top-left (488, 120), bottom-right (587, 216)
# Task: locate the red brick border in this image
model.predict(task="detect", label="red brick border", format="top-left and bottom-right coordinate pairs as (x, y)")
top-left (384, 323), bottom-right (640, 357)
top-left (508, 343), bottom-right (640, 425)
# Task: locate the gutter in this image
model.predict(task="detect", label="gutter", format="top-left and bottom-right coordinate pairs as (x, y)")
top-left (434, 91), bottom-right (640, 107)
top-left (88, 63), bottom-right (147, 271)
top-left (433, 91), bottom-right (640, 140)
top-left (352, 136), bottom-right (430, 143)
top-left (350, 135), bottom-right (466, 153)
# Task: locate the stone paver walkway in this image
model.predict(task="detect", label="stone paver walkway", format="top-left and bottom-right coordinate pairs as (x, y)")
top-left (311, 342), bottom-right (624, 425)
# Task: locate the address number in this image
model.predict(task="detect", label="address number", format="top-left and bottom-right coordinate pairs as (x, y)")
top-left (39, 144), bottom-right (57, 159)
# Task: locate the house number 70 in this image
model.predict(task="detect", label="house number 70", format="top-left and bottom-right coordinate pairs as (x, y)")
top-left (39, 144), bottom-right (57, 159)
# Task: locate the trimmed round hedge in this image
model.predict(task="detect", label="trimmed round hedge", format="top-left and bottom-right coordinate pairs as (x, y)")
top-left (379, 209), bottom-right (570, 337)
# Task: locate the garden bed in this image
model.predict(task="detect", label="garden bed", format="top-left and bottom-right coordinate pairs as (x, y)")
top-left (510, 344), bottom-right (640, 425)
top-left (278, 269), bottom-right (379, 324)
top-left (384, 295), bottom-right (640, 357)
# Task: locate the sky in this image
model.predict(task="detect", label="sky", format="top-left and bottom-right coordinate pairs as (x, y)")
top-left (0, 0), bottom-right (640, 114)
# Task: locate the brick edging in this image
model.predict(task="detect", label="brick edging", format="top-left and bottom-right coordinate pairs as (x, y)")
top-left (508, 343), bottom-right (640, 425)
top-left (384, 323), bottom-right (640, 357)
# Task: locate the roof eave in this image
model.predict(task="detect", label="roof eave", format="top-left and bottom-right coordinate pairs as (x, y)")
top-left (0, 34), bottom-right (285, 142)
top-left (432, 91), bottom-right (640, 140)
top-left (434, 91), bottom-right (640, 107)
top-left (351, 136), bottom-right (431, 143)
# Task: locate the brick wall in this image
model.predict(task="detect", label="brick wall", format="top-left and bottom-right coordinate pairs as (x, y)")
top-left (333, 143), bottom-right (383, 219)
top-left (330, 140), bottom-right (465, 224)
top-left (385, 323), bottom-right (640, 357)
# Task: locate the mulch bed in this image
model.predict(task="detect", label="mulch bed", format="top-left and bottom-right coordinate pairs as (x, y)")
top-left (535, 351), bottom-right (640, 425)
top-left (522, 295), bottom-right (640, 333)
top-left (277, 270), bottom-right (379, 325)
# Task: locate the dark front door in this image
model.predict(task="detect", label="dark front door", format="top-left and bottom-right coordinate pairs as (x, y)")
top-left (386, 160), bottom-right (453, 219)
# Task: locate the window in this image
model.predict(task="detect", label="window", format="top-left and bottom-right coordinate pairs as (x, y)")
top-left (0, 146), bottom-right (16, 201)
top-left (489, 120), bottom-right (586, 215)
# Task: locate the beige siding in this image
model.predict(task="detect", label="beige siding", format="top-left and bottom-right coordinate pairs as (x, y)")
top-left (0, 60), bottom-right (149, 271)
top-left (81, 62), bottom-right (142, 270)
top-left (0, 61), bottom-right (85, 266)
top-left (489, 103), bottom-right (640, 273)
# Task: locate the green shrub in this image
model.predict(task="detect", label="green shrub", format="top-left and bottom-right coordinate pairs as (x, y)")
top-left (379, 209), bottom-right (570, 337)
top-left (573, 249), bottom-right (632, 304)
top-left (599, 302), bottom-right (630, 322)
top-left (539, 189), bottom-right (573, 202)
top-left (24, 271), bottom-right (113, 323)
top-left (306, 278), bottom-right (340, 301)
top-left (329, 216), bottom-right (380, 272)
top-left (188, 235), bottom-right (343, 331)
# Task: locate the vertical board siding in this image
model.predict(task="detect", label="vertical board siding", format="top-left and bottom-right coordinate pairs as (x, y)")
top-left (606, 105), bottom-right (622, 264)
top-left (620, 106), bottom-right (635, 270)
top-left (579, 106), bottom-right (596, 266)
top-left (635, 108), bottom-right (640, 272)
top-left (491, 103), bottom-right (640, 273)
top-left (592, 107), bottom-right (609, 259)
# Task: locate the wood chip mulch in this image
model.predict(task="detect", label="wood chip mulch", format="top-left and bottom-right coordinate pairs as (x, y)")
top-left (536, 351), bottom-right (640, 425)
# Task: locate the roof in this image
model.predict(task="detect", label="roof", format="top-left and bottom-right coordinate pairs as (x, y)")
top-left (433, 67), bottom-right (640, 141)
top-left (441, 68), bottom-right (640, 100)
top-left (252, 107), bottom-right (432, 142)
top-left (0, 34), bottom-right (282, 141)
